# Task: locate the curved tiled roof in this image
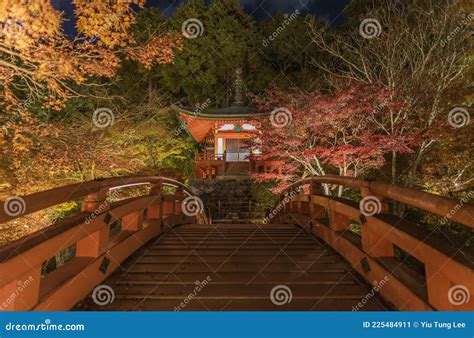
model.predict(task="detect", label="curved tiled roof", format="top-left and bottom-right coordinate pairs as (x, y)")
top-left (172, 103), bottom-right (261, 119)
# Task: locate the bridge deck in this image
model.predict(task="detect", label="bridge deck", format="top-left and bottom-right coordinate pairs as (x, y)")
top-left (78, 224), bottom-right (389, 311)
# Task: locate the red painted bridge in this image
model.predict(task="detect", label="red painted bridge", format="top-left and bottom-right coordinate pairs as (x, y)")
top-left (0, 176), bottom-right (472, 311)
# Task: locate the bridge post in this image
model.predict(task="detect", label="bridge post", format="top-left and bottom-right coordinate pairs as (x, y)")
top-left (162, 196), bottom-right (175, 219)
top-left (76, 227), bottom-right (110, 257)
top-left (122, 211), bottom-right (144, 232)
top-left (425, 265), bottom-right (473, 311)
top-left (328, 208), bottom-right (350, 232)
top-left (77, 188), bottom-right (111, 257)
top-left (297, 186), bottom-right (312, 219)
top-left (81, 188), bottom-right (110, 213)
top-left (175, 187), bottom-right (184, 215)
top-left (280, 196), bottom-right (287, 224)
top-left (360, 187), bottom-right (393, 257)
top-left (0, 267), bottom-right (41, 311)
top-left (175, 187), bottom-right (185, 223)
top-left (148, 181), bottom-right (163, 224)
top-left (309, 181), bottom-right (326, 220)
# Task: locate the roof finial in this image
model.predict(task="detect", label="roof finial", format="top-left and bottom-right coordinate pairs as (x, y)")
top-left (234, 68), bottom-right (244, 105)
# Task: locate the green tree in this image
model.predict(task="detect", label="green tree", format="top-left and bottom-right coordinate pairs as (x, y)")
top-left (157, 0), bottom-right (263, 107)
top-left (259, 13), bottom-right (323, 89)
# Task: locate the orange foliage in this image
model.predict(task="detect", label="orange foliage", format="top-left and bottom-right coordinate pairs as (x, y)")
top-left (0, 0), bottom-right (181, 112)
top-left (0, 1), bottom-right (181, 177)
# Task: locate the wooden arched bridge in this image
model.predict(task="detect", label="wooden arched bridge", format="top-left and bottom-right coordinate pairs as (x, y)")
top-left (0, 176), bottom-right (472, 311)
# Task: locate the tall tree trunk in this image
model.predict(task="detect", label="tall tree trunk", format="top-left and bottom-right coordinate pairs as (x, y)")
top-left (391, 151), bottom-right (397, 183)
top-left (396, 148), bottom-right (424, 217)
top-left (148, 74), bottom-right (153, 105)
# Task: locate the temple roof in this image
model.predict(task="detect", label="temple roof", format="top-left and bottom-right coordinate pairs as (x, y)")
top-left (172, 103), bottom-right (260, 119)
top-left (172, 103), bottom-right (261, 142)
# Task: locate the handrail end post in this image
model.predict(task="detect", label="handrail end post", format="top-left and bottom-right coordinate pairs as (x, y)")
top-left (0, 266), bottom-right (41, 311)
top-left (81, 188), bottom-right (110, 213)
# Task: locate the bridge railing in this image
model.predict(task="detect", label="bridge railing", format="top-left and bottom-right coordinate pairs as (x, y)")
top-left (0, 176), bottom-right (207, 311)
top-left (270, 175), bottom-right (473, 311)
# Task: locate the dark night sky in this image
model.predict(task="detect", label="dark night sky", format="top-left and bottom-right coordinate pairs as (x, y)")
top-left (147, 0), bottom-right (350, 21)
top-left (52, 0), bottom-right (350, 37)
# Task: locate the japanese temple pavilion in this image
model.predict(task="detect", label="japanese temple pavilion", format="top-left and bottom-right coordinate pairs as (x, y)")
top-left (173, 70), bottom-right (283, 179)
top-left (174, 101), bottom-right (283, 178)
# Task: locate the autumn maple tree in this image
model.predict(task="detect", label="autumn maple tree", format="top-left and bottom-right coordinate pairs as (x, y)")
top-left (0, 0), bottom-right (182, 184)
top-left (0, 0), bottom-right (181, 112)
top-left (253, 84), bottom-right (419, 194)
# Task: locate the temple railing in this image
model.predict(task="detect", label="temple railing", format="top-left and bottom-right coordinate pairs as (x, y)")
top-left (0, 176), bottom-right (208, 311)
top-left (269, 175), bottom-right (473, 311)
top-left (196, 150), bottom-right (224, 161)
top-left (194, 151), bottom-right (284, 178)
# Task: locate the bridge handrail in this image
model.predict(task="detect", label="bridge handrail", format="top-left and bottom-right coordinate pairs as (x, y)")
top-left (0, 176), bottom-right (207, 311)
top-left (272, 174), bottom-right (473, 311)
top-left (0, 176), bottom-right (194, 224)
top-left (280, 175), bottom-right (473, 228)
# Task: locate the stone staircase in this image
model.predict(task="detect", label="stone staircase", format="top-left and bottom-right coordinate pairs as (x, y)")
top-left (190, 177), bottom-right (266, 224)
